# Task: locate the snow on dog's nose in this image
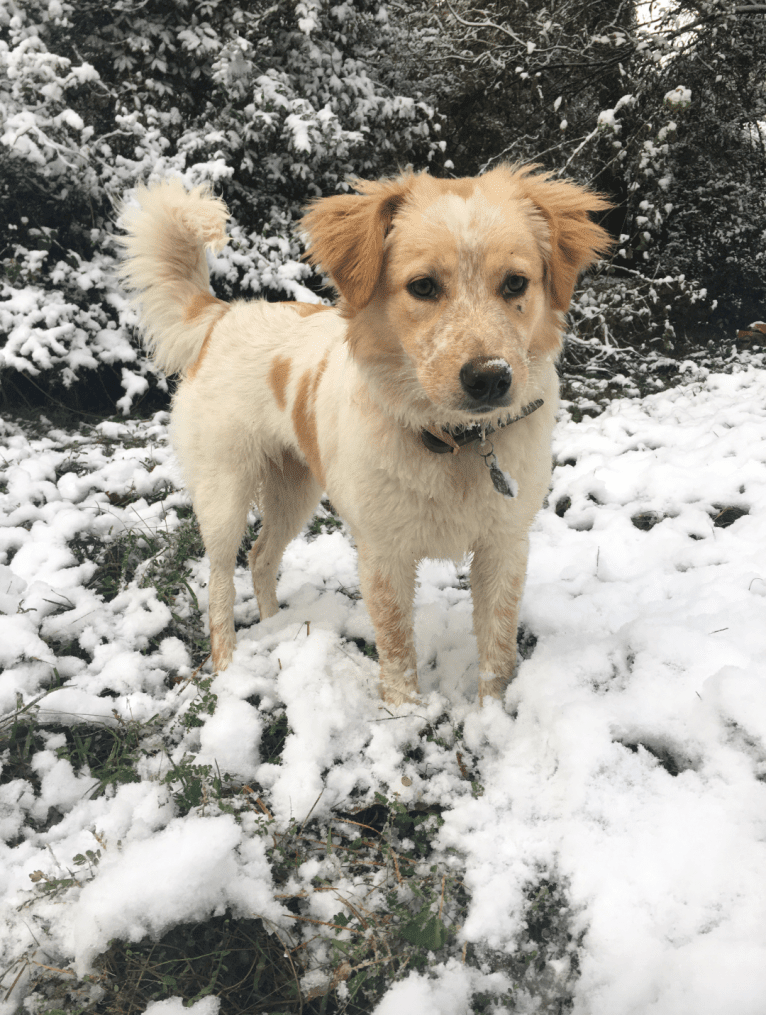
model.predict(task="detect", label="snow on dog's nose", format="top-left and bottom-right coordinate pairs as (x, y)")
top-left (459, 356), bottom-right (512, 409)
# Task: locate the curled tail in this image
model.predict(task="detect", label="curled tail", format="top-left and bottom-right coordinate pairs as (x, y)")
top-left (119, 179), bottom-right (230, 376)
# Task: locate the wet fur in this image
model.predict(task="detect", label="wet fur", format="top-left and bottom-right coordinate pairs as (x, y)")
top-left (119, 167), bottom-right (611, 706)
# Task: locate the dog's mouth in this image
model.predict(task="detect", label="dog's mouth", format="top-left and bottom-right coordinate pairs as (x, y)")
top-left (422, 403), bottom-right (515, 435)
top-left (443, 394), bottom-right (522, 428)
top-left (456, 404), bottom-right (513, 425)
top-left (459, 400), bottom-right (510, 415)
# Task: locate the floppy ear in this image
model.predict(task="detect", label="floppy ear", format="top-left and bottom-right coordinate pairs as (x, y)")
top-left (514, 166), bottom-right (614, 312)
top-left (302, 175), bottom-right (411, 311)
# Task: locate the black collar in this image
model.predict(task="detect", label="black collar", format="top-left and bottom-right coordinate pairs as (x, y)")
top-left (421, 398), bottom-right (544, 454)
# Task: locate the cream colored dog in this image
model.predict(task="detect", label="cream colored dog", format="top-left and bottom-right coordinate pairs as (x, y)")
top-left (120, 167), bottom-right (611, 705)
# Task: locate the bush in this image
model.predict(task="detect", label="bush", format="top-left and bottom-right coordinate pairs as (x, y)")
top-left (0, 0), bottom-right (443, 413)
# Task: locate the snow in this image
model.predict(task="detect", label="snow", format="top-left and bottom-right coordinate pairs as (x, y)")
top-left (143, 999), bottom-right (220, 1015)
top-left (665, 85), bottom-right (692, 108)
top-left (69, 813), bottom-right (283, 974)
top-left (597, 94), bottom-right (635, 134)
top-left (1, 365), bottom-right (766, 1012)
top-left (373, 959), bottom-right (491, 1014)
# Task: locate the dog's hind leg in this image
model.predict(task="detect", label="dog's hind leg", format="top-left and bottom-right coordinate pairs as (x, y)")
top-left (249, 450), bottom-right (322, 620)
top-left (355, 541), bottom-right (419, 706)
top-left (192, 470), bottom-right (257, 672)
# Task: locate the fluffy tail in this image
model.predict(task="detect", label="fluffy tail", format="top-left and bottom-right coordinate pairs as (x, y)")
top-left (118, 179), bottom-right (230, 376)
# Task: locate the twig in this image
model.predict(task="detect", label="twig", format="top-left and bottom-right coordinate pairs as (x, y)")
top-left (282, 942), bottom-right (303, 1015)
top-left (283, 914), bottom-right (366, 935)
top-left (299, 788), bottom-right (324, 834)
top-left (242, 786), bottom-right (273, 819)
top-left (391, 849), bottom-right (403, 886)
top-left (2, 959), bottom-right (28, 1002)
top-left (329, 891), bottom-right (369, 930)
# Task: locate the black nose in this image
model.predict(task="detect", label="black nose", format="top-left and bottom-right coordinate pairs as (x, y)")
top-left (459, 357), bottom-right (512, 407)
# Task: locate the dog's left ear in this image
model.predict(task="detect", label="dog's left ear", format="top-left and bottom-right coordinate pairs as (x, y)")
top-left (515, 168), bottom-right (614, 312)
top-left (302, 176), bottom-right (411, 311)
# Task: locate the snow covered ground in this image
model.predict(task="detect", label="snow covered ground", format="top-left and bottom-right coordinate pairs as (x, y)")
top-left (1, 363), bottom-right (766, 1014)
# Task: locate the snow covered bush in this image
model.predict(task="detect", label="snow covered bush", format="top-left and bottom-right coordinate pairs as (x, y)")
top-left (568, 269), bottom-right (716, 354)
top-left (577, 4), bottom-right (765, 331)
top-left (0, 0), bottom-right (441, 412)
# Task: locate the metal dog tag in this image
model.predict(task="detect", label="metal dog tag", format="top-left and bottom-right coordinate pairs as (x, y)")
top-left (489, 460), bottom-right (518, 498)
top-left (478, 439), bottom-right (519, 499)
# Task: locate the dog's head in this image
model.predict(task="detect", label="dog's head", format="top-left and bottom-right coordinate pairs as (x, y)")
top-left (302, 166), bottom-right (612, 424)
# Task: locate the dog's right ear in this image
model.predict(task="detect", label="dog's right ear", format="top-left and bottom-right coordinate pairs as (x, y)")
top-left (302, 176), bottom-right (411, 312)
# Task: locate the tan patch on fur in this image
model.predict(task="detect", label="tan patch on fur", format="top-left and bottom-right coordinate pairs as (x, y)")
top-left (530, 305), bottom-right (567, 356)
top-left (268, 354), bottom-right (292, 411)
top-left (186, 319), bottom-right (222, 379)
top-left (209, 619), bottom-right (231, 672)
top-left (434, 177), bottom-right (479, 201)
top-left (184, 291), bottom-right (228, 321)
top-left (344, 302), bottom-right (407, 364)
top-left (186, 295), bottom-right (229, 380)
top-left (302, 175), bottom-right (414, 312)
top-left (506, 165), bottom-right (614, 311)
top-left (277, 301), bottom-right (332, 318)
top-left (292, 350), bottom-right (330, 488)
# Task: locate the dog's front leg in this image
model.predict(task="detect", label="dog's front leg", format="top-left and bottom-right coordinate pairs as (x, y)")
top-left (470, 536), bottom-right (529, 704)
top-left (356, 541), bottom-right (419, 706)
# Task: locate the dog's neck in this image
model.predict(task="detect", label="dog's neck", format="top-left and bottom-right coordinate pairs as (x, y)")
top-left (421, 399), bottom-right (545, 455)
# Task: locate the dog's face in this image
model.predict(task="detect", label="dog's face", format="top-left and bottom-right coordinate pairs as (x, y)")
top-left (303, 166), bottom-right (612, 424)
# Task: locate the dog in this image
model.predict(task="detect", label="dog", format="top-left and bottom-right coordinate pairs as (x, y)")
top-left (119, 166), bottom-right (611, 705)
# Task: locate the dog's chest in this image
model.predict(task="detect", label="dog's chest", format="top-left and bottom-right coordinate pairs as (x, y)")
top-left (330, 435), bottom-right (522, 559)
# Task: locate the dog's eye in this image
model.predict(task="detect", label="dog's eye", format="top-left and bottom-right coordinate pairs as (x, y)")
top-left (502, 274), bottom-right (528, 298)
top-left (407, 277), bottom-right (439, 300)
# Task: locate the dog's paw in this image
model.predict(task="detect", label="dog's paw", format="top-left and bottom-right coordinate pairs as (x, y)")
top-left (478, 673), bottom-right (508, 706)
top-left (378, 671), bottom-right (420, 709)
top-left (210, 621), bottom-right (235, 672)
